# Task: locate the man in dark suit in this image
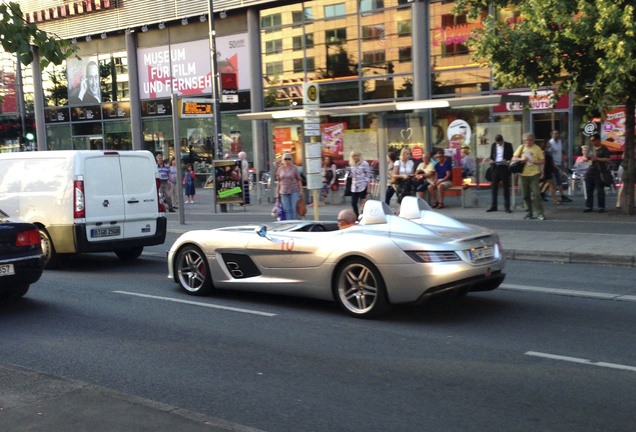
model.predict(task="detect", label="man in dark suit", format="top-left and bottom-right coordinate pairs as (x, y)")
top-left (486, 134), bottom-right (514, 213)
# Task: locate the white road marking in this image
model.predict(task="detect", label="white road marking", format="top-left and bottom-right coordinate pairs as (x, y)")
top-left (500, 284), bottom-right (636, 302)
top-left (114, 291), bottom-right (277, 317)
top-left (525, 351), bottom-right (636, 372)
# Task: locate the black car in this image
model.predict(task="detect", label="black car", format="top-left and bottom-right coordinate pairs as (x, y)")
top-left (0, 209), bottom-right (45, 298)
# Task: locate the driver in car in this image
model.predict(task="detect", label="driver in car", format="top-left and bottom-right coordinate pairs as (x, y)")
top-left (337, 209), bottom-right (357, 230)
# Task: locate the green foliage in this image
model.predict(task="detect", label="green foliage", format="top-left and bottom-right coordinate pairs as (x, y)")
top-left (0, 2), bottom-right (76, 68)
top-left (454, 0), bottom-right (636, 111)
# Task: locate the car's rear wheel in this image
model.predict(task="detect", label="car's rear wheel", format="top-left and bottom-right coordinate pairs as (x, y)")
top-left (39, 228), bottom-right (62, 269)
top-left (115, 246), bottom-right (144, 261)
top-left (334, 258), bottom-right (390, 318)
top-left (175, 245), bottom-right (213, 295)
top-left (1, 285), bottom-right (29, 299)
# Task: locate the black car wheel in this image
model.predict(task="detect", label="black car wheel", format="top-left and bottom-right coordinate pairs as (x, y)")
top-left (114, 246), bottom-right (144, 261)
top-left (175, 245), bottom-right (213, 295)
top-left (334, 258), bottom-right (390, 318)
top-left (1, 285), bottom-right (29, 300)
top-left (39, 228), bottom-right (62, 269)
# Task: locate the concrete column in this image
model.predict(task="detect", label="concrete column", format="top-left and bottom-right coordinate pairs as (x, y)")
top-left (247, 8), bottom-right (268, 201)
top-left (31, 47), bottom-right (47, 151)
top-left (411, 0), bottom-right (434, 153)
top-left (126, 32), bottom-right (143, 150)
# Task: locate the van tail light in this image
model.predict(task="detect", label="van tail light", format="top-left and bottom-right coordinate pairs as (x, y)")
top-left (156, 178), bottom-right (165, 213)
top-left (16, 229), bottom-right (41, 247)
top-left (74, 180), bottom-right (85, 219)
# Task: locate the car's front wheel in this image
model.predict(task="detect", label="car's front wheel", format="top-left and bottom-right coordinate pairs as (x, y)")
top-left (175, 245), bottom-right (213, 295)
top-left (334, 258), bottom-right (390, 318)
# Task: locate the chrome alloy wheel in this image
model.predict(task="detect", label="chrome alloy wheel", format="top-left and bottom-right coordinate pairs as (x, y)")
top-left (335, 259), bottom-right (388, 318)
top-left (176, 246), bottom-right (212, 295)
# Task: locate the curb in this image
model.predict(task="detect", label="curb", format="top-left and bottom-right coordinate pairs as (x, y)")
top-left (504, 250), bottom-right (636, 267)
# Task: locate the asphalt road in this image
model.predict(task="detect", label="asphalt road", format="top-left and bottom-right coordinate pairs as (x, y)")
top-left (1, 254), bottom-right (635, 432)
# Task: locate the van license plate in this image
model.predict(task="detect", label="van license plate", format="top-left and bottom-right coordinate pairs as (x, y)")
top-left (91, 226), bottom-right (121, 238)
top-left (0, 264), bottom-right (15, 276)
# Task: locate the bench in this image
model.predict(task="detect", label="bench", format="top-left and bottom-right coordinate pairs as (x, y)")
top-left (444, 167), bottom-right (473, 207)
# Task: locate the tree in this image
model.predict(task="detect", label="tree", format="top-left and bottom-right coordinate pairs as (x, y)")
top-left (455, 0), bottom-right (636, 215)
top-left (0, 2), bottom-right (75, 73)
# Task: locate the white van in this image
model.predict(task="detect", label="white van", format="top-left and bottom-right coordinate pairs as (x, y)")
top-left (0, 150), bottom-right (167, 268)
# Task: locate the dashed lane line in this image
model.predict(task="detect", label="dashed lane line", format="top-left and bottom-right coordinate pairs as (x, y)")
top-left (114, 291), bottom-right (277, 317)
top-left (525, 351), bottom-right (636, 373)
top-left (500, 284), bottom-right (636, 302)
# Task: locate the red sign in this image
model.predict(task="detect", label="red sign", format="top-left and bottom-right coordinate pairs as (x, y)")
top-left (493, 90), bottom-right (569, 113)
top-left (221, 73), bottom-right (238, 91)
top-left (411, 146), bottom-right (423, 160)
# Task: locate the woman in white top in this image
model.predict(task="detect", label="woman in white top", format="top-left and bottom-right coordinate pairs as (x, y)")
top-left (392, 147), bottom-right (415, 204)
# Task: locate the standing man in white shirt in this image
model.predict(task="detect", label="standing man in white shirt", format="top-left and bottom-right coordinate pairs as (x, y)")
top-left (548, 130), bottom-right (573, 202)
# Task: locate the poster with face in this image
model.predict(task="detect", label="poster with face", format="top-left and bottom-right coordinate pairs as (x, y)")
top-left (67, 56), bottom-right (101, 105)
top-left (447, 119), bottom-right (472, 166)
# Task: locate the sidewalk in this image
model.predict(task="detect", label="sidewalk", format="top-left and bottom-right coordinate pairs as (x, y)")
top-left (167, 187), bottom-right (636, 267)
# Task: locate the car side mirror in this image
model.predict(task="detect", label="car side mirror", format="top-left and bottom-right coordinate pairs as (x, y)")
top-left (256, 225), bottom-right (270, 240)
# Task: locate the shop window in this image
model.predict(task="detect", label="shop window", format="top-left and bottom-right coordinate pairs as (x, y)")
top-left (398, 19), bottom-right (411, 37)
top-left (261, 13), bottom-right (282, 33)
top-left (292, 11), bottom-right (303, 27)
top-left (440, 13), bottom-right (470, 57)
top-left (265, 62), bottom-right (284, 80)
top-left (324, 3), bottom-right (346, 19)
top-left (362, 50), bottom-right (385, 68)
top-left (362, 24), bottom-right (384, 41)
top-left (265, 39), bottom-right (283, 55)
top-left (293, 34), bottom-right (314, 51)
top-left (398, 46), bottom-right (412, 63)
top-left (326, 28), bottom-right (347, 45)
top-left (293, 57), bottom-right (315, 73)
top-left (360, 0), bottom-right (384, 16)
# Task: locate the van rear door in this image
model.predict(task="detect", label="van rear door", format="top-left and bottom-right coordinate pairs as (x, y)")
top-left (118, 152), bottom-right (159, 239)
top-left (83, 154), bottom-right (126, 242)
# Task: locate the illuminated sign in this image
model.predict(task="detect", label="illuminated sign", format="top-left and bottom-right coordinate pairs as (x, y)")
top-left (181, 98), bottom-right (214, 118)
top-left (26, 0), bottom-right (116, 24)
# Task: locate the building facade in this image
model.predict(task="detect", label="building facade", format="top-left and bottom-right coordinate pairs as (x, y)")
top-left (3, 0), bottom-right (603, 186)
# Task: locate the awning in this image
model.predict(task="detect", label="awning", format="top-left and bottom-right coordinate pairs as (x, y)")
top-left (237, 94), bottom-right (530, 121)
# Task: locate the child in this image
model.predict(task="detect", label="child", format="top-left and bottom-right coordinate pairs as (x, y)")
top-left (183, 164), bottom-right (196, 203)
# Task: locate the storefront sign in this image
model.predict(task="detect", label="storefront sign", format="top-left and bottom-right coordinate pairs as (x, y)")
top-left (45, 107), bottom-right (70, 123)
top-left (26, 0), bottom-right (116, 24)
top-left (102, 102), bottom-right (130, 119)
top-left (138, 40), bottom-right (212, 99)
top-left (141, 99), bottom-right (172, 117)
top-left (71, 106), bottom-right (102, 121)
top-left (493, 90), bottom-right (569, 113)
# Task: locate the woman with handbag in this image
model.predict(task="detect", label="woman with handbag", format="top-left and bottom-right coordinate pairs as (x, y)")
top-left (392, 147), bottom-right (415, 205)
top-left (276, 152), bottom-right (303, 220)
top-left (314, 155), bottom-right (337, 206)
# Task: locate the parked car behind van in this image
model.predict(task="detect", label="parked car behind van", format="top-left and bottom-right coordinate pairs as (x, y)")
top-left (0, 208), bottom-right (45, 298)
top-left (0, 150), bottom-right (167, 268)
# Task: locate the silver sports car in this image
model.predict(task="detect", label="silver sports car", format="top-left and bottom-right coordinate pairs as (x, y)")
top-left (167, 197), bottom-right (505, 318)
